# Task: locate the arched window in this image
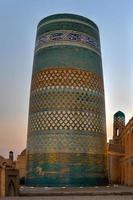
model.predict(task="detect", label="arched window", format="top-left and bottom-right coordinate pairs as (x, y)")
top-left (116, 128), bottom-right (119, 136)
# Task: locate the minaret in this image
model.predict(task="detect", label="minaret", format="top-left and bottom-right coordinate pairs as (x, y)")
top-left (9, 151), bottom-right (13, 161)
top-left (113, 111), bottom-right (125, 144)
top-left (26, 13), bottom-right (108, 186)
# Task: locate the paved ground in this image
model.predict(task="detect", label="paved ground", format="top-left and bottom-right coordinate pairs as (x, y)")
top-left (1, 186), bottom-right (133, 199)
top-left (1, 196), bottom-right (133, 200)
top-left (19, 185), bottom-right (133, 196)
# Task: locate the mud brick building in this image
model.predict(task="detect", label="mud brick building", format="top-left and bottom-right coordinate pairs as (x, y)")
top-left (108, 111), bottom-right (133, 185)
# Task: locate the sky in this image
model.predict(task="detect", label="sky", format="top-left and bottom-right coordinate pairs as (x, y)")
top-left (0, 0), bottom-right (133, 158)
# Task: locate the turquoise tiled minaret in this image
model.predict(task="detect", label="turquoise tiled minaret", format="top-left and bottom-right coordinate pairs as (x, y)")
top-left (26, 14), bottom-right (108, 186)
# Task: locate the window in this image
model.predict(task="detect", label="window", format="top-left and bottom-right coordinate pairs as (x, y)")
top-left (116, 128), bottom-right (119, 136)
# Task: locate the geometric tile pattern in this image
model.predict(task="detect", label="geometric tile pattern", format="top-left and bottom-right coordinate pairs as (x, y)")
top-left (29, 111), bottom-right (105, 133)
top-left (31, 68), bottom-right (104, 93)
top-left (28, 68), bottom-right (105, 135)
top-left (30, 89), bottom-right (104, 113)
top-left (27, 153), bottom-right (105, 165)
top-left (27, 132), bottom-right (106, 154)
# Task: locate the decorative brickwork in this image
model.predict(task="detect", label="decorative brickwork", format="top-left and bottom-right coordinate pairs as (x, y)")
top-left (26, 14), bottom-right (107, 186)
top-left (29, 110), bottom-right (104, 133)
top-left (108, 112), bottom-right (133, 186)
top-left (31, 68), bottom-right (103, 93)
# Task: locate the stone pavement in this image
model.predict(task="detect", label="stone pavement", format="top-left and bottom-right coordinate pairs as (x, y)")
top-left (1, 186), bottom-right (133, 199)
top-left (19, 185), bottom-right (133, 196)
top-left (1, 196), bottom-right (133, 200)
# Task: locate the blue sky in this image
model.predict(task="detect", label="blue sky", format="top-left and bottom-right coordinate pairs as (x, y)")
top-left (0, 0), bottom-right (133, 158)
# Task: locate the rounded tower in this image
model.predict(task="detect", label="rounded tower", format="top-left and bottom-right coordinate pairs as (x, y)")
top-left (113, 111), bottom-right (125, 143)
top-left (26, 14), bottom-right (107, 186)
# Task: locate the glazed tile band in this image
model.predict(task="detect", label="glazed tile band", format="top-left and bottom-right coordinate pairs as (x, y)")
top-left (35, 30), bottom-right (100, 54)
top-left (31, 68), bottom-right (104, 93)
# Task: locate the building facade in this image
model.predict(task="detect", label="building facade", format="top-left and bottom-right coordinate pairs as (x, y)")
top-left (108, 111), bottom-right (133, 185)
top-left (0, 151), bottom-right (15, 169)
top-left (26, 13), bottom-right (107, 186)
top-left (0, 152), bottom-right (19, 197)
top-left (16, 149), bottom-right (26, 179)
